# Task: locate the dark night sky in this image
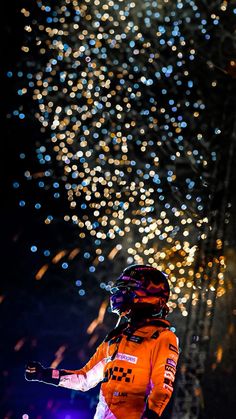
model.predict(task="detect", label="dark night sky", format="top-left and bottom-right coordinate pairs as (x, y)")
top-left (1, 4), bottom-right (105, 417)
top-left (1, 2), bottom-right (236, 419)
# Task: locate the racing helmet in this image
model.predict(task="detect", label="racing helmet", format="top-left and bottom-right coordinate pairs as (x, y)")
top-left (110, 264), bottom-right (170, 317)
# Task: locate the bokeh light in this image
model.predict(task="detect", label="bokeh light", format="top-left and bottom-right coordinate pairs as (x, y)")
top-left (7, 0), bottom-right (235, 317)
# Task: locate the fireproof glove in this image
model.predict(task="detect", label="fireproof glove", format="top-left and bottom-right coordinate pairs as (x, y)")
top-left (25, 361), bottom-right (60, 386)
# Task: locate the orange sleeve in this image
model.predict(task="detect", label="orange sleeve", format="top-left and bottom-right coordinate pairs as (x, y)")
top-left (148, 330), bottom-right (179, 417)
top-left (59, 341), bottom-right (107, 391)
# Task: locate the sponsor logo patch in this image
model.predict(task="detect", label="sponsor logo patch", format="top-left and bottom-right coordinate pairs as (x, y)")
top-left (169, 344), bottom-right (179, 354)
top-left (52, 370), bottom-right (60, 379)
top-left (113, 391), bottom-right (128, 397)
top-left (163, 383), bottom-right (173, 392)
top-left (166, 358), bottom-right (176, 368)
top-left (165, 365), bottom-right (176, 375)
top-left (164, 371), bottom-right (175, 381)
top-left (127, 335), bottom-right (144, 343)
top-left (164, 377), bottom-right (173, 386)
top-left (115, 353), bottom-right (138, 364)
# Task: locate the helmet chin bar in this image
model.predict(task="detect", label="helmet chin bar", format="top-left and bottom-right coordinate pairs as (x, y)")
top-left (110, 289), bottom-right (134, 315)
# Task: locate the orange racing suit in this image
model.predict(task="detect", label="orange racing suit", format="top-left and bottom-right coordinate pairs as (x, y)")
top-left (58, 318), bottom-right (179, 418)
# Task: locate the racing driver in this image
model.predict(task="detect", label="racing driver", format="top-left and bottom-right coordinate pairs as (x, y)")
top-left (25, 264), bottom-right (179, 418)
